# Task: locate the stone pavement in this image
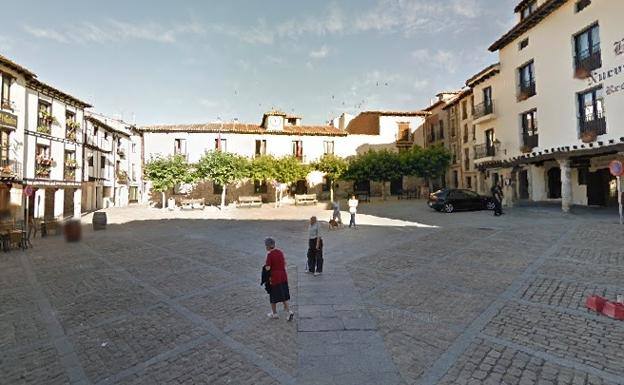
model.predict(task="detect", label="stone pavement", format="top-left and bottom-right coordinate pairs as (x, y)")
top-left (1, 201), bottom-right (623, 384)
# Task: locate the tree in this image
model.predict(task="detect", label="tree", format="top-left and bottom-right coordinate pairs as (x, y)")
top-left (343, 150), bottom-right (401, 199)
top-left (400, 145), bottom-right (451, 190)
top-left (195, 151), bottom-right (250, 209)
top-left (313, 154), bottom-right (348, 202)
top-left (273, 156), bottom-right (309, 206)
top-left (144, 155), bottom-right (192, 209)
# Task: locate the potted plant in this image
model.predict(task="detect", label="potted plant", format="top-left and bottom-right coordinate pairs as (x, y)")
top-left (64, 169), bottom-right (76, 179)
top-left (65, 159), bottom-right (78, 169)
top-left (40, 110), bottom-right (58, 125)
top-left (581, 130), bottom-right (597, 143)
top-left (37, 125), bottom-right (52, 135)
top-left (35, 166), bottom-right (51, 178)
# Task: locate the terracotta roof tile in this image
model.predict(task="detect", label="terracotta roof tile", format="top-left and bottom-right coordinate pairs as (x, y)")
top-left (139, 122), bottom-right (347, 137)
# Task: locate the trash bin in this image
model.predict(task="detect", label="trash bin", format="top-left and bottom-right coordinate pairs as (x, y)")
top-left (92, 212), bottom-right (107, 231)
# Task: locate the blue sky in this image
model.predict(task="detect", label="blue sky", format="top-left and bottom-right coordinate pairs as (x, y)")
top-left (2, 0), bottom-right (517, 125)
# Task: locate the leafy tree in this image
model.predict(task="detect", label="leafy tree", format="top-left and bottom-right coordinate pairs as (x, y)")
top-left (313, 154), bottom-right (348, 202)
top-left (195, 151), bottom-right (250, 209)
top-left (400, 145), bottom-right (451, 189)
top-left (249, 155), bottom-right (278, 183)
top-left (273, 156), bottom-right (309, 206)
top-left (144, 155), bottom-right (192, 209)
top-left (343, 150), bottom-right (401, 199)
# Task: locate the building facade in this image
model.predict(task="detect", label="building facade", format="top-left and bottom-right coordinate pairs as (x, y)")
top-left (140, 110), bottom-right (427, 205)
top-left (82, 113), bottom-right (143, 212)
top-left (482, 0), bottom-right (624, 211)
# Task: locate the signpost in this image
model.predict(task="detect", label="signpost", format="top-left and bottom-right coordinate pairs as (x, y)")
top-left (609, 160), bottom-right (624, 225)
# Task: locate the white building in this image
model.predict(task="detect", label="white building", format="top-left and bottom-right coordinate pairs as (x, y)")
top-left (140, 110), bottom-right (427, 205)
top-left (82, 113), bottom-right (143, 211)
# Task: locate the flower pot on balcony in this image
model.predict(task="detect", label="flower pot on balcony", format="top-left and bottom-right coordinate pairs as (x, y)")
top-left (581, 130), bottom-right (597, 143)
top-left (574, 66), bottom-right (591, 79)
top-left (37, 126), bottom-right (51, 135)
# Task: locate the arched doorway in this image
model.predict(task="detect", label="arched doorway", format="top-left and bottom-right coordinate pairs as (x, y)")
top-left (547, 167), bottom-right (561, 199)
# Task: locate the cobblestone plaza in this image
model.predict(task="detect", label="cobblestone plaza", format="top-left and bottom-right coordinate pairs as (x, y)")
top-left (1, 202), bottom-right (623, 384)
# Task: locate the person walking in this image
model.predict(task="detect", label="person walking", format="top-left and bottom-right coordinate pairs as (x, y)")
top-left (307, 216), bottom-right (323, 275)
top-left (331, 201), bottom-right (342, 225)
top-left (348, 195), bottom-right (358, 228)
top-left (491, 182), bottom-right (504, 216)
top-left (263, 237), bottom-right (294, 321)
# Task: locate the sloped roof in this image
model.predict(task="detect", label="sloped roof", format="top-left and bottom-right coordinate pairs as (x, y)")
top-left (443, 88), bottom-right (473, 110)
top-left (466, 63), bottom-right (500, 87)
top-left (0, 54), bottom-right (36, 78)
top-left (139, 122), bottom-right (347, 137)
top-left (27, 78), bottom-right (92, 108)
top-left (85, 114), bottom-right (132, 137)
top-left (490, 0), bottom-right (568, 51)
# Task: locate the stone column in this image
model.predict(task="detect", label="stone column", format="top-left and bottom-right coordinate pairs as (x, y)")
top-left (558, 158), bottom-right (572, 213)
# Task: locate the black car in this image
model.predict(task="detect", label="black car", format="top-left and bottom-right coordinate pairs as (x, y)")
top-left (428, 188), bottom-right (496, 213)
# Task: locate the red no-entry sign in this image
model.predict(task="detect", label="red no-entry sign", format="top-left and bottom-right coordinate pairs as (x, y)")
top-left (609, 160), bottom-right (624, 177)
top-left (24, 185), bottom-right (34, 197)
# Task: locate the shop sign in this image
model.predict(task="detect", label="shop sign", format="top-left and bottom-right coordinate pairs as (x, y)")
top-left (588, 38), bottom-right (624, 96)
top-left (0, 111), bottom-right (18, 129)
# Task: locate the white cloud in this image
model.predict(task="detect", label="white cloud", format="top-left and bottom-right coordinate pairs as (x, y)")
top-left (413, 79), bottom-right (429, 90)
top-left (309, 45), bottom-right (330, 59)
top-left (411, 48), bottom-right (458, 73)
top-left (23, 19), bottom-right (206, 44)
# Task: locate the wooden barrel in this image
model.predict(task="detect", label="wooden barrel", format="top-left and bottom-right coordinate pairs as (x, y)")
top-left (64, 220), bottom-right (82, 242)
top-left (92, 212), bottom-right (107, 231)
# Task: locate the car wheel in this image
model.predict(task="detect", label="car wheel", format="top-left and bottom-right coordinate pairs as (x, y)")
top-left (443, 203), bottom-right (454, 213)
top-left (486, 201), bottom-right (496, 210)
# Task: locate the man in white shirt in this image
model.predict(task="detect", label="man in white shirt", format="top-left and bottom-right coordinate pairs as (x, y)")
top-left (348, 195), bottom-right (358, 229)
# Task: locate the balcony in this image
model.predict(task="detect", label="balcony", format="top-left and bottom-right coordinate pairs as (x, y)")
top-left (574, 48), bottom-right (601, 79)
top-left (35, 157), bottom-right (53, 178)
top-left (518, 80), bottom-right (536, 101)
top-left (472, 101), bottom-right (494, 122)
top-left (474, 143), bottom-right (496, 160)
top-left (0, 159), bottom-right (21, 179)
top-left (521, 133), bottom-right (539, 152)
top-left (579, 112), bottom-right (606, 142)
top-left (117, 170), bottom-right (129, 184)
top-left (1, 98), bottom-right (15, 112)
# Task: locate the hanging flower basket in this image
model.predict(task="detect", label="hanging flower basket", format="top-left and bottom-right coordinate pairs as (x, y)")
top-left (580, 130), bottom-right (597, 143)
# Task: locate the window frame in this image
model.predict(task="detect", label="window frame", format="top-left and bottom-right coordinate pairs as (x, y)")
top-left (574, 23), bottom-right (600, 62)
top-left (577, 86), bottom-right (604, 122)
top-left (521, 109), bottom-right (538, 136)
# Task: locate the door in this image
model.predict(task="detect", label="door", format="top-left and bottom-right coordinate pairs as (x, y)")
top-left (519, 170), bottom-right (529, 199)
top-left (448, 190), bottom-right (466, 210)
top-left (63, 189), bottom-right (74, 219)
top-left (587, 169), bottom-right (610, 206)
top-left (547, 167), bottom-right (561, 199)
top-left (390, 177), bottom-right (403, 195)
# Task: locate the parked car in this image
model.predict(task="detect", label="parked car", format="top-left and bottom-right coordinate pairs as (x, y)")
top-left (428, 188), bottom-right (496, 213)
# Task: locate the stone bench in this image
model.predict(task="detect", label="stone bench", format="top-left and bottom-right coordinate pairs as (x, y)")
top-left (295, 194), bottom-right (318, 206)
top-left (238, 196), bottom-right (262, 208)
top-left (180, 198), bottom-right (205, 210)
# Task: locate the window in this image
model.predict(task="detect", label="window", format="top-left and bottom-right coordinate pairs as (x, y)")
top-left (253, 180), bottom-right (268, 194)
top-left (521, 110), bottom-right (538, 136)
top-left (292, 140), bottom-right (303, 159)
top-left (485, 129), bottom-right (495, 156)
top-left (463, 124), bottom-right (468, 143)
top-left (483, 87), bottom-right (493, 107)
top-left (519, 38), bottom-right (529, 50)
top-left (1, 73), bottom-right (11, 110)
top-left (578, 86), bottom-right (606, 134)
top-left (174, 138), bottom-right (187, 155)
top-left (93, 126), bottom-right (98, 136)
top-left (215, 138), bottom-right (227, 151)
top-left (66, 111), bottom-right (76, 140)
top-left (461, 100), bottom-right (468, 120)
top-left (397, 122), bottom-right (410, 141)
top-left (464, 148), bottom-right (470, 170)
top-left (132, 143), bottom-right (137, 153)
top-left (0, 131), bottom-right (8, 161)
top-left (101, 155), bottom-right (106, 169)
top-left (104, 132), bottom-right (109, 140)
top-left (518, 61), bottom-right (536, 99)
top-left (466, 176), bottom-right (472, 189)
top-left (37, 100), bottom-right (52, 132)
top-left (88, 155), bottom-right (94, 167)
top-left (520, 0), bottom-right (537, 20)
top-left (439, 120), bottom-right (444, 139)
top-left (575, 0), bottom-right (591, 13)
top-left (574, 24), bottom-right (601, 75)
top-left (255, 140), bottom-right (267, 156)
top-left (323, 141), bottom-right (335, 155)
top-left (64, 150), bottom-right (76, 179)
top-left (35, 144), bottom-right (50, 158)
top-left (472, 125), bottom-right (476, 140)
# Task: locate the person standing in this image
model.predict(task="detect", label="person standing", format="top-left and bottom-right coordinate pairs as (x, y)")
top-left (491, 182), bottom-right (504, 216)
top-left (348, 195), bottom-right (359, 228)
top-left (264, 237), bottom-right (294, 321)
top-left (307, 216), bottom-right (323, 275)
top-left (331, 201), bottom-right (341, 225)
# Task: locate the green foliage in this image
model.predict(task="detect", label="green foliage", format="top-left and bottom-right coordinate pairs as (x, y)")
top-left (273, 156), bottom-right (309, 184)
top-left (401, 145), bottom-right (451, 180)
top-left (195, 151), bottom-right (250, 186)
top-left (343, 150), bottom-right (401, 183)
top-left (144, 154), bottom-right (192, 192)
top-left (249, 155), bottom-right (278, 182)
top-left (313, 154), bottom-right (348, 181)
